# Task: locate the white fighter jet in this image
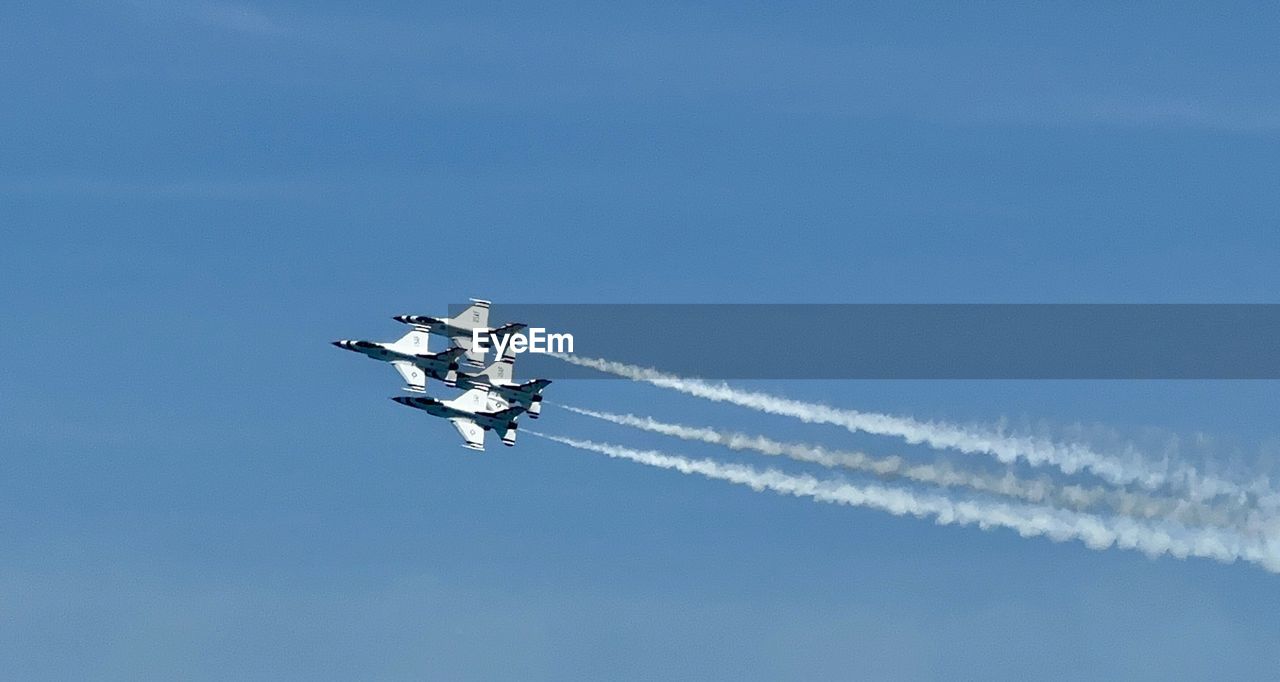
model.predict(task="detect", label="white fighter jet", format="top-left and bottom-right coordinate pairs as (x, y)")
top-left (391, 389), bottom-right (524, 451)
top-left (392, 299), bottom-right (526, 367)
top-left (332, 327), bottom-right (465, 392)
top-left (455, 351), bottom-right (552, 419)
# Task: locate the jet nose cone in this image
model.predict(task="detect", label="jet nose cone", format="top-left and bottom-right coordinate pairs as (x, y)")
top-left (392, 315), bottom-right (408, 324)
top-left (391, 396), bottom-right (413, 405)
top-left (332, 340), bottom-right (353, 350)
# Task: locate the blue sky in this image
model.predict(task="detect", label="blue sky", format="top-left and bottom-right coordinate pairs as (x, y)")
top-left (3, 2), bottom-right (1279, 679)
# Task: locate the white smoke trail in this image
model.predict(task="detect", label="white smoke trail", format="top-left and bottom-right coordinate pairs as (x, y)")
top-left (529, 431), bottom-right (1280, 573)
top-left (557, 404), bottom-right (1240, 528)
top-left (550, 353), bottom-right (1276, 506)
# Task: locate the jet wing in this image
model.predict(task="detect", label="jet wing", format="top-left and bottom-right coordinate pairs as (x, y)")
top-left (391, 361), bottom-right (427, 392)
top-left (449, 417), bottom-right (486, 451)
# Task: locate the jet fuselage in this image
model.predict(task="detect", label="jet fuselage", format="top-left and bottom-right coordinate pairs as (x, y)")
top-left (332, 340), bottom-right (459, 381)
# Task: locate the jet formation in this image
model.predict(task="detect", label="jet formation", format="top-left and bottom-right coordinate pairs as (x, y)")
top-left (334, 299), bottom-right (551, 450)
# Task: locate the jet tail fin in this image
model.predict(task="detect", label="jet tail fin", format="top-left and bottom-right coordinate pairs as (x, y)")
top-left (477, 356), bottom-right (515, 386)
top-left (450, 299), bottom-right (491, 331)
top-left (444, 387), bottom-right (489, 413)
top-left (389, 328), bottom-right (430, 354)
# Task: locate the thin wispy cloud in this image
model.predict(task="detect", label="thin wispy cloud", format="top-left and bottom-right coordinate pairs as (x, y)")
top-left (127, 0), bottom-right (286, 37)
top-left (958, 96), bottom-right (1280, 133)
top-left (109, 6), bottom-right (1280, 132)
top-left (191, 1), bottom-right (282, 36)
top-left (0, 176), bottom-right (310, 200)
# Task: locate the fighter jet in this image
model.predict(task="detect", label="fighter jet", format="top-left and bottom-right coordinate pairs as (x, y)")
top-left (392, 299), bottom-right (526, 367)
top-left (332, 327), bottom-right (465, 392)
top-left (455, 350), bottom-right (552, 419)
top-left (391, 389), bottom-right (524, 450)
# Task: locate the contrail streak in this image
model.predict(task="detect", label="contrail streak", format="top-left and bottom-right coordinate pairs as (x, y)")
top-left (529, 431), bottom-right (1280, 573)
top-left (557, 404), bottom-right (1240, 529)
top-left (550, 353), bottom-right (1275, 506)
